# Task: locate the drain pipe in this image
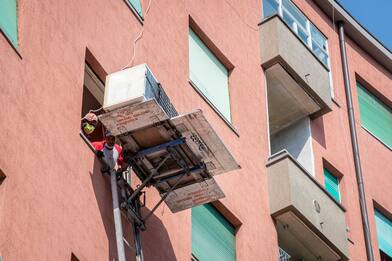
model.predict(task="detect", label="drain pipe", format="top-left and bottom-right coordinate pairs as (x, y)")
top-left (337, 21), bottom-right (374, 261)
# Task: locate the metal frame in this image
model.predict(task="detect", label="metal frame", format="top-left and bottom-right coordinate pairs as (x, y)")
top-left (115, 136), bottom-right (207, 261)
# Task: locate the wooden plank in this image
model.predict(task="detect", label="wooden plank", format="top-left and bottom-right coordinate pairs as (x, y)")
top-left (164, 179), bottom-right (225, 213)
top-left (170, 110), bottom-right (240, 176)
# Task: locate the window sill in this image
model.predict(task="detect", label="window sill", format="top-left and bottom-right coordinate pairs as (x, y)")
top-left (123, 0), bottom-right (144, 25)
top-left (188, 80), bottom-right (240, 137)
top-left (361, 126), bottom-right (392, 152)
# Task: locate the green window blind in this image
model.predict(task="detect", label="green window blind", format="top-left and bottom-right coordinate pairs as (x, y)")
top-left (323, 168), bottom-right (340, 202)
top-left (192, 204), bottom-right (236, 261)
top-left (127, 0), bottom-right (143, 18)
top-left (357, 82), bottom-right (392, 148)
top-left (189, 29), bottom-right (231, 122)
top-left (375, 210), bottom-right (392, 258)
top-left (0, 0), bottom-right (18, 48)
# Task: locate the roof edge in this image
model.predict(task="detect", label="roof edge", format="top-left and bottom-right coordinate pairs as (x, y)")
top-left (312, 0), bottom-right (392, 73)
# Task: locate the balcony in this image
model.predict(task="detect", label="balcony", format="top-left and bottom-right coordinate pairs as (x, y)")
top-left (267, 151), bottom-right (349, 260)
top-left (259, 15), bottom-right (332, 134)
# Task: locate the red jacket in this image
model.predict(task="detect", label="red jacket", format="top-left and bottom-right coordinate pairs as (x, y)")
top-left (92, 141), bottom-right (124, 167)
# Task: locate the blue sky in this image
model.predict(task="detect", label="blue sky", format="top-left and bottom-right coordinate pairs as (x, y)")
top-left (337, 0), bottom-right (392, 51)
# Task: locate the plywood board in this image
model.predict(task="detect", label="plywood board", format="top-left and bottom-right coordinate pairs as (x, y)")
top-left (164, 179), bottom-right (225, 213)
top-left (98, 99), bottom-right (168, 136)
top-left (170, 110), bottom-right (240, 176)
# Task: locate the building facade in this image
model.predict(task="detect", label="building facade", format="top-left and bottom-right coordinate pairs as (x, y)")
top-left (0, 0), bottom-right (391, 260)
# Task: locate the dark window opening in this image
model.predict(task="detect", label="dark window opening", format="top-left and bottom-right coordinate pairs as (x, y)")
top-left (71, 253), bottom-right (79, 261)
top-left (81, 63), bottom-right (106, 143)
top-left (0, 168), bottom-right (5, 185)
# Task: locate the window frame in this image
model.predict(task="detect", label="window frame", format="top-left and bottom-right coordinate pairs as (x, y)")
top-left (374, 208), bottom-right (392, 259)
top-left (191, 203), bottom-right (237, 261)
top-left (356, 81), bottom-right (392, 150)
top-left (188, 26), bottom-right (236, 131)
top-left (323, 168), bottom-right (341, 203)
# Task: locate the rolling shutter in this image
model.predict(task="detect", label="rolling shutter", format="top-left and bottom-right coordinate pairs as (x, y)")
top-left (189, 29), bottom-right (231, 121)
top-left (192, 204), bottom-right (236, 261)
top-left (375, 210), bottom-right (392, 258)
top-left (357, 83), bottom-right (392, 148)
top-left (324, 168), bottom-right (340, 203)
top-left (0, 0), bottom-right (18, 47)
top-left (127, 0), bottom-right (143, 18)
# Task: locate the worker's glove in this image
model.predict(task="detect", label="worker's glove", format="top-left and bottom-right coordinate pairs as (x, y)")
top-left (96, 150), bottom-right (104, 158)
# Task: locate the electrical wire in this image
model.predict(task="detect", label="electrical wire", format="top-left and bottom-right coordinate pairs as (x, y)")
top-left (89, 106), bottom-right (103, 113)
top-left (122, 0), bottom-right (154, 70)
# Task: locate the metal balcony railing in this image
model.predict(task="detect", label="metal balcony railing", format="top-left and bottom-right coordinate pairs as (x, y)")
top-left (279, 247), bottom-right (291, 261)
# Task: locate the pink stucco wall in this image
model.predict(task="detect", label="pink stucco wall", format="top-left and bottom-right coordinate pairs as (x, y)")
top-left (0, 0), bottom-right (390, 260)
top-left (293, 1), bottom-right (392, 260)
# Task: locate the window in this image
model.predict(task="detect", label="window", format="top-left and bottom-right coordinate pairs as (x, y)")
top-left (0, 0), bottom-right (18, 48)
top-left (0, 168), bottom-right (5, 185)
top-left (126, 0), bottom-right (143, 19)
top-left (71, 253), bottom-right (79, 261)
top-left (375, 210), bottom-right (392, 260)
top-left (81, 63), bottom-right (105, 142)
top-left (357, 82), bottom-right (392, 148)
top-left (323, 168), bottom-right (340, 202)
top-left (189, 29), bottom-right (231, 122)
top-left (262, 0), bottom-right (329, 68)
top-left (192, 204), bottom-right (236, 261)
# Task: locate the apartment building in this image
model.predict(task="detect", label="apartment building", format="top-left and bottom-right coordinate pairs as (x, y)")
top-left (0, 0), bottom-right (391, 260)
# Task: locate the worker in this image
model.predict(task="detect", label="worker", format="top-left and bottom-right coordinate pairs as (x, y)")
top-left (92, 130), bottom-right (124, 171)
top-left (81, 112), bottom-right (98, 139)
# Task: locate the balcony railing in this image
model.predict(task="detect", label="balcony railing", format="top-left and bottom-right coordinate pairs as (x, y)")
top-left (279, 247), bottom-right (291, 261)
top-left (263, 0), bottom-right (329, 68)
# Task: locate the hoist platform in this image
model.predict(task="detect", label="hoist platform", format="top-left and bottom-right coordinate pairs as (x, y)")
top-left (95, 64), bottom-right (240, 261)
top-left (99, 99), bottom-right (239, 213)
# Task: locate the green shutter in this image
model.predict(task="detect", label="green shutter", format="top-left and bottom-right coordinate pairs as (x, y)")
top-left (127, 0), bottom-right (143, 18)
top-left (192, 204), bottom-right (236, 261)
top-left (189, 29), bottom-right (231, 122)
top-left (375, 210), bottom-right (392, 257)
top-left (357, 83), bottom-right (392, 148)
top-left (324, 168), bottom-right (340, 202)
top-left (0, 0), bottom-right (18, 48)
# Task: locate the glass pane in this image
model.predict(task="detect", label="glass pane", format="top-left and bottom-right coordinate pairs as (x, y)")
top-left (282, 9), bottom-right (295, 30)
top-left (282, 0), bottom-right (307, 29)
top-left (312, 40), bottom-right (328, 66)
top-left (263, 0), bottom-right (279, 18)
top-left (310, 24), bottom-right (327, 51)
top-left (298, 27), bottom-right (309, 44)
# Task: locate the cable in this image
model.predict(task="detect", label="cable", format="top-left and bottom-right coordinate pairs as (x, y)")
top-left (122, 0), bottom-right (154, 70)
top-left (223, 0), bottom-right (258, 31)
top-left (89, 106), bottom-right (103, 113)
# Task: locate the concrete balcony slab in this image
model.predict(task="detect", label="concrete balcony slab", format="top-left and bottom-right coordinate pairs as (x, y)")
top-left (259, 15), bottom-right (332, 134)
top-left (267, 151), bottom-right (349, 260)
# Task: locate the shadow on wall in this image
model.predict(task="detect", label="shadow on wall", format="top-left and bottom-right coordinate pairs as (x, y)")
top-left (89, 157), bottom-right (177, 261)
top-left (311, 116), bottom-right (326, 149)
